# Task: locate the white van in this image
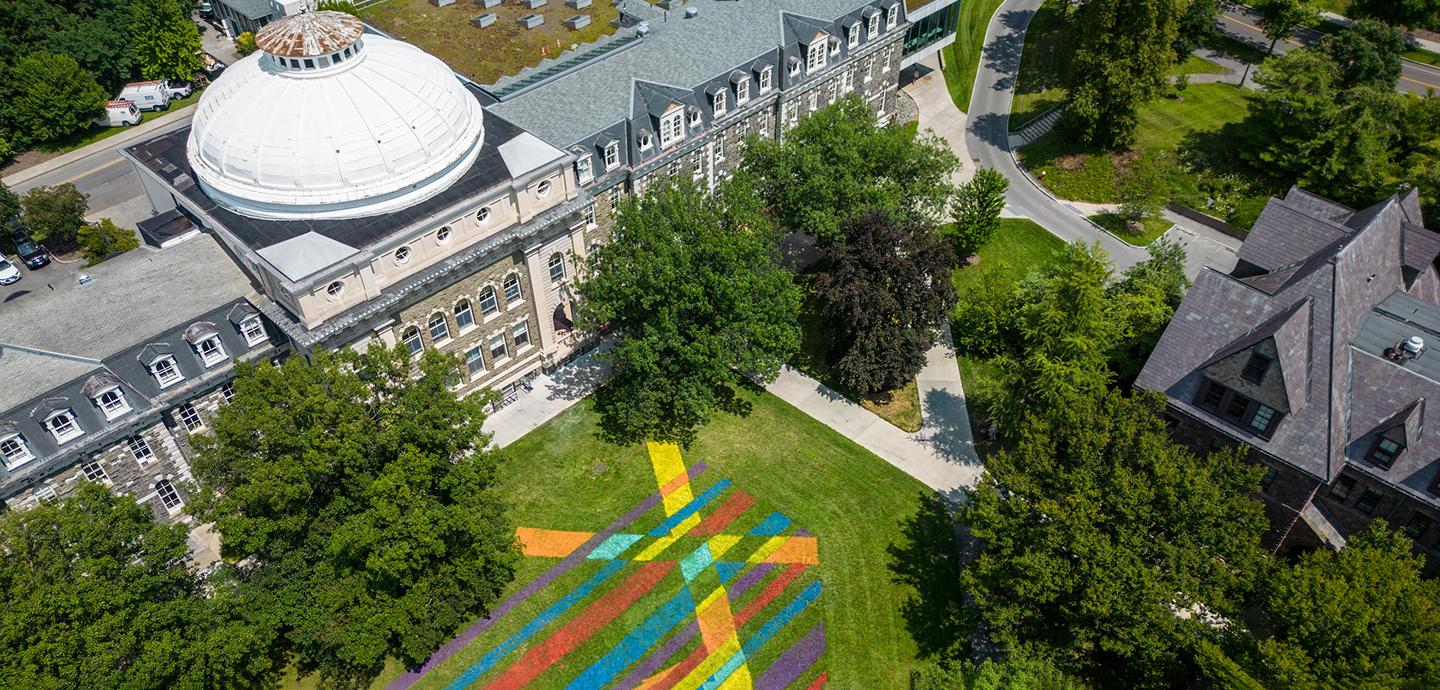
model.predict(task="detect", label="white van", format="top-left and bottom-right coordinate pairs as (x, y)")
top-left (117, 81), bottom-right (172, 112)
top-left (98, 100), bottom-right (141, 127)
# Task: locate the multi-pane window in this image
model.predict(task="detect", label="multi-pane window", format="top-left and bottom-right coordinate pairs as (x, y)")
top-left (81, 460), bottom-right (109, 484)
top-left (1260, 466), bottom-right (1278, 493)
top-left (221, 383), bottom-right (235, 403)
top-left (1404, 512), bottom-right (1433, 539)
top-left (808, 91), bottom-right (818, 112)
top-left (95, 388), bottom-right (131, 420)
top-left (1330, 475), bottom-right (1356, 501)
top-left (240, 316), bottom-right (267, 346)
top-left (783, 102), bottom-right (798, 130)
top-left (1356, 488), bottom-right (1383, 514)
top-left (0, 435), bottom-right (32, 468)
top-left (455, 300), bottom-right (475, 331)
top-left (47, 410), bottom-right (81, 444)
top-left (549, 253), bottom-right (566, 282)
top-left (1223, 391), bottom-right (1253, 423)
top-left (713, 90), bottom-right (726, 116)
top-left (869, 13), bottom-right (880, 36)
top-left (479, 286), bottom-right (500, 316)
top-left (576, 156), bottom-right (593, 185)
top-left (604, 141), bottom-right (620, 169)
top-left (887, 4), bottom-right (898, 27)
top-left (489, 332), bottom-right (509, 361)
top-left (660, 111), bottom-right (685, 148)
top-left (503, 274), bottom-right (523, 304)
top-left (842, 69), bottom-right (854, 92)
top-left (128, 435), bottom-right (154, 463)
top-left (178, 403), bottom-right (203, 432)
top-left (736, 79), bottom-right (750, 103)
top-left (428, 312), bottom-right (451, 344)
top-left (512, 320), bottom-right (531, 349)
top-left (848, 25), bottom-right (859, 47)
top-left (1367, 436), bottom-right (1403, 468)
top-left (155, 479), bottom-right (183, 512)
top-left (806, 41), bottom-right (826, 72)
top-left (402, 327), bottom-right (423, 356)
top-left (466, 346), bottom-right (486, 378)
top-left (607, 186), bottom-right (621, 210)
top-left (151, 356), bottom-right (183, 387)
top-left (1249, 404), bottom-right (1276, 434)
top-left (196, 336), bottom-right (226, 367)
top-left (583, 202), bottom-right (596, 227)
top-left (1241, 353), bottom-right (1271, 384)
top-left (759, 66), bottom-right (772, 92)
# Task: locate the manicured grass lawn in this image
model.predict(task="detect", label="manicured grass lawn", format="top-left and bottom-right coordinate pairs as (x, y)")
top-left (1009, 0), bottom-right (1071, 130)
top-left (941, 0), bottom-right (1005, 113)
top-left (1019, 83), bottom-right (1254, 204)
top-left (1088, 213), bottom-right (1173, 247)
top-left (1406, 47), bottom-right (1440, 67)
top-left (1170, 54), bottom-right (1226, 75)
top-left (362, 0), bottom-right (619, 83)
top-left (370, 392), bottom-right (946, 689)
top-left (37, 91), bottom-right (202, 154)
top-left (795, 294), bottom-right (923, 432)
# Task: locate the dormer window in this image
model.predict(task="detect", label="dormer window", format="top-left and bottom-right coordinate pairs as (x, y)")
top-left (603, 141), bottom-right (620, 169)
top-left (660, 111), bottom-right (685, 148)
top-left (0, 434), bottom-right (33, 469)
top-left (576, 156), bottom-right (593, 184)
top-left (639, 130), bottom-right (654, 150)
top-left (788, 56), bottom-right (802, 78)
top-left (239, 316), bottom-right (267, 347)
top-left (869, 13), bottom-right (880, 37)
top-left (1367, 436), bottom-right (1403, 468)
top-left (848, 25), bottom-right (860, 47)
top-left (887, 4), bottom-right (899, 27)
top-left (46, 410), bottom-right (82, 444)
top-left (94, 387), bottom-right (131, 421)
top-left (150, 355), bottom-right (183, 388)
top-left (195, 335), bottom-right (226, 368)
top-left (686, 108), bottom-right (701, 129)
top-left (759, 66), bottom-right (773, 92)
top-left (1241, 353), bottom-right (1271, 384)
top-left (806, 41), bottom-right (827, 73)
top-left (713, 90), bottom-right (726, 116)
top-left (736, 79), bottom-right (750, 104)
top-left (829, 37), bottom-right (841, 56)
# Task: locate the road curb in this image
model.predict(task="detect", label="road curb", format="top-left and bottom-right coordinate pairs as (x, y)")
top-left (1004, 140), bottom-right (1132, 248)
top-left (2, 103), bottom-right (198, 188)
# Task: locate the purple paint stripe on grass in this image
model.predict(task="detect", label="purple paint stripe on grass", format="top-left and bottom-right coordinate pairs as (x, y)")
top-left (794, 528), bottom-right (811, 537)
top-left (612, 562), bottom-right (777, 690)
top-left (385, 462), bottom-right (708, 690)
top-left (755, 622), bottom-right (825, 690)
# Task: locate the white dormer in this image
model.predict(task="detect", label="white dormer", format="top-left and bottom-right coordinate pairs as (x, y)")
top-left (45, 409), bottom-right (82, 445)
top-left (713, 90), bottom-right (727, 117)
top-left (93, 387), bottom-right (131, 421)
top-left (806, 37), bottom-right (827, 73)
top-left (239, 314), bottom-right (267, 347)
top-left (661, 107), bottom-right (686, 148)
top-left (150, 355), bottom-right (184, 388)
top-left (0, 433), bottom-right (33, 469)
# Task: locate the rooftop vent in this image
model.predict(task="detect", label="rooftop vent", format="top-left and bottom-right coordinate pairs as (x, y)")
top-left (1386, 335), bottom-right (1427, 363)
top-left (77, 273), bottom-right (93, 286)
top-left (685, 6), bottom-right (698, 18)
top-left (636, 21), bottom-right (651, 37)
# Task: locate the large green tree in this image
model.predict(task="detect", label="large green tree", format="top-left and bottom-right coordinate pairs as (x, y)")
top-left (0, 180), bottom-right (18, 224)
top-left (20, 183), bottom-right (89, 246)
top-left (911, 654), bottom-right (1086, 690)
top-left (3, 52), bottom-right (106, 145)
top-left (576, 178), bottom-right (801, 445)
top-left (962, 390), bottom-right (1269, 689)
top-left (1254, 0), bottom-right (1316, 55)
top-left (189, 345), bottom-right (517, 687)
top-left (1349, 0), bottom-right (1440, 30)
top-left (128, 0), bottom-right (203, 81)
top-left (813, 210), bottom-right (957, 394)
top-left (1064, 0), bottom-right (1185, 147)
top-left (1320, 19), bottom-right (1406, 89)
top-left (1254, 523), bottom-right (1440, 689)
top-left (741, 94), bottom-right (958, 245)
top-left (951, 167), bottom-right (1009, 259)
top-left (0, 483), bottom-right (280, 689)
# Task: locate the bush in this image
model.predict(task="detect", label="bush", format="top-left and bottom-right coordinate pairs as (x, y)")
top-left (953, 262), bottom-right (1021, 358)
top-left (20, 183), bottom-right (89, 246)
top-left (234, 32), bottom-right (257, 57)
top-left (1225, 194), bottom-right (1269, 230)
top-left (77, 218), bottom-right (139, 265)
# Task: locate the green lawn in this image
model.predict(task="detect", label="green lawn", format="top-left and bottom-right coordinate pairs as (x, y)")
top-left (1009, 0), bottom-right (1072, 130)
top-left (941, 0), bottom-right (1005, 112)
top-left (366, 392), bottom-right (949, 689)
top-left (1019, 83), bottom-right (1260, 216)
top-left (1406, 47), bottom-right (1440, 67)
top-left (37, 91), bottom-right (201, 154)
top-left (1088, 213), bottom-right (1174, 247)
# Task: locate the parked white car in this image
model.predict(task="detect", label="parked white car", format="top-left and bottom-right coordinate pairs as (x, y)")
top-left (0, 256), bottom-right (20, 285)
top-left (117, 81), bottom-right (172, 112)
top-left (97, 100), bottom-right (141, 127)
top-left (164, 80), bottom-right (193, 98)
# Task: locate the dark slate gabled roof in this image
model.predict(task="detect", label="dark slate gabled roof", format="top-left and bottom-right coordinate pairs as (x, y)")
top-left (1199, 299), bottom-right (1311, 414)
top-left (781, 13), bottom-right (834, 47)
top-left (1236, 194), bottom-right (1354, 273)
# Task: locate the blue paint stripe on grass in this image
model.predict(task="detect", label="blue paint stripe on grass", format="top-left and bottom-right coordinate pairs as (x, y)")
top-left (565, 585), bottom-right (698, 690)
top-left (748, 512), bottom-right (791, 536)
top-left (444, 560), bottom-right (627, 690)
top-left (588, 533), bottom-right (643, 560)
top-left (680, 542), bottom-right (713, 582)
top-left (647, 479), bottom-right (732, 536)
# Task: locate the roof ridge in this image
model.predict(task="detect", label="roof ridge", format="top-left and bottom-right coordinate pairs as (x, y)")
top-left (0, 343), bottom-right (103, 367)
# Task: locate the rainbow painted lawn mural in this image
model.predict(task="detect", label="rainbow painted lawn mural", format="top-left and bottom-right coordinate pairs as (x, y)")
top-left (387, 443), bottom-right (826, 690)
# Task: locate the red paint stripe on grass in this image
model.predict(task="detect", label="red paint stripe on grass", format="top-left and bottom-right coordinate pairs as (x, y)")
top-left (690, 491), bottom-right (756, 536)
top-left (806, 671), bottom-right (828, 689)
top-left (483, 561), bottom-right (674, 689)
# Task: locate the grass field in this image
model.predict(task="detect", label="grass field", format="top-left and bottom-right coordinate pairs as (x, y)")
top-left (1009, 0), bottom-right (1072, 130)
top-left (366, 392), bottom-right (949, 689)
top-left (1019, 83), bottom-right (1254, 204)
top-left (1407, 47), bottom-right (1440, 67)
top-left (940, 0), bottom-right (1005, 112)
top-left (362, 0), bottom-right (619, 84)
top-left (1088, 213), bottom-right (1173, 247)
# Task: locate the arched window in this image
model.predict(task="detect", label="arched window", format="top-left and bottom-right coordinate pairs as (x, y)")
top-left (402, 326), bottom-right (423, 356)
top-left (454, 299), bottom-right (474, 330)
top-left (503, 274), bottom-right (523, 304)
top-left (548, 253), bottom-right (566, 282)
top-left (428, 312), bottom-right (450, 344)
top-left (479, 286), bottom-right (499, 316)
top-left (155, 479), bottom-right (183, 512)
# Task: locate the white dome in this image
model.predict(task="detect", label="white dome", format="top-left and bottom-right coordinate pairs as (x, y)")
top-left (186, 12), bottom-right (484, 220)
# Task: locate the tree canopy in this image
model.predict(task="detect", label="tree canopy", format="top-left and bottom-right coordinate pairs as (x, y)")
top-left (741, 94), bottom-right (958, 245)
top-left (1064, 0), bottom-right (1185, 147)
top-left (1349, 0), bottom-right (1440, 30)
top-left (189, 345), bottom-right (516, 687)
top-left (813, 210), bottom-right (958, 394)
top-left (128, 0), bottom-right (203, 82)
top-left (3, 52), bottom-right (106, 146)
top-left (576, 177), bottom-right (802, 445)
top-left (951, 168), bottom-right (1009, 259)
top-left (20, 183), bottom-right (90, 246)
top-left (962, 389), bottom-right (1269, 689)
top-left (1254, 0), bottom-right (1317, 54)
top-left (78, 217), bottom-right (139, 265)
top-left (1320, 18), bottom-right (1405, 90)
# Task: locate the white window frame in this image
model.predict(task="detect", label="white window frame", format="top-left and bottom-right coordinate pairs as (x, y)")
top-left (402, 326), bottom-right (424, 357)
top-left (808, 91), bottom-right (818, 112)
top-left (603, 141), bottom-right (620, 169)
top-left (759, 66), bottom-right (773, 92)
top-left (155, 479), bottom-right (183, 513)
top-left (455, 299), bottom-right (475, 332)
top-left (869, 13), bottom-right (880, 37)
top-left (713, 90), bottom-right (726, 117)
top-left (887, 4), bottom-right (899, 27)
top-left (220, 383), bottom-right (235, 404)
top-left (576, 156), bottom-right (593, 185)
top-left (240, 316), bottom-right (267, 347)
top-left (686, 109), bottom-right (701, 129)
top-left (503, 274), bottom-right (523, 304)
top-left (806, 40), bottom-right (827, 73)
top-left (639, 131), bottom-right (653, 151)
top-left (81, 460), bottom-right (109, 484)
top-left (843, 69), bottom-right (855, 92)
top-left (489, 332), bottom-right (509, 362)
top-left (150, 355), bottom-right (183, 388)
top-left (848, 24), bottom-right (859, 47)
top-left (788, 58), bottom-right (801, 78)
top-left (195, 335), bottom-right (226, 368)
top-left (128, 436), bottom-right (154, 464)
top-left (660, 110), bottom-right (685, 148)
top-left (0, 434), bottom-right (33, 469)
top-left (479, 286), bottom-right (500, 316)
top-left (512, 320), bottom-right (531, 350)
top-left (177, 403), bottom-right (203, 433)
top-left (829, 37), bottom-right (841, 57)
top-left (465, 346), bottom-right (486, 378)
top-left (46, 410), bottom-right (82, 445)
top-left (736, 79), bottom-right (750, 104)
top-left (428, 312), bottom-right (451, 345)
top-left (94, 386), bottom-right (131, 421)
top-left (548, 253), bottom-right (566, 283)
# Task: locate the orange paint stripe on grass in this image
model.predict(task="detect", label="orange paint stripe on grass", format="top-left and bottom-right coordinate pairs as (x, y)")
top-left (483, 561), bottom-right (674, 689)
top-left (806, 671), bottom-right (828, 689)
top-left (689, 490), bottom-right (756, 536)
top-left (637, 563), bottom-right (808, 689)
top-left (516, 527), bottom-right (596, 558)
top-left (762, 536), bottom-right (819, 565)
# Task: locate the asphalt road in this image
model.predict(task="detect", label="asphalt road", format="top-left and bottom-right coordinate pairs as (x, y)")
top-left (1217, 6), bottom-right (1440, 95)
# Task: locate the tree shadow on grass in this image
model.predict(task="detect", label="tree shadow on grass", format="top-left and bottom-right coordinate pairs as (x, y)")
top-left (887, 491), bottom-right (975, 660)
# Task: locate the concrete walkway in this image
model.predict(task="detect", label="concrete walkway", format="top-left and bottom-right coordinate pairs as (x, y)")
top-left (905, 53), bottom-right (975, 186)
top-left (765, 326), bottom-right (980, 502)
top-left (482, 345), bottom-right (611, 448)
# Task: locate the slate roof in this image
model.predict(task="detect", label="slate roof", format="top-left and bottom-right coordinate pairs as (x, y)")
top-left (1137, 188), bottom-right (1440, 506)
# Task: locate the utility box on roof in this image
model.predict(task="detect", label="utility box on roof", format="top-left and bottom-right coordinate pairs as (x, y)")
top-left (522, 0), bottom-right (546, 8)
top-left (564, 14), bottom-right (590, 29)
top-left (567, 0), bottom-right (590, 9)
top-left (518, 13), bottom-right (544, 28)
top-left (471, 13), bottom-right (496, 27)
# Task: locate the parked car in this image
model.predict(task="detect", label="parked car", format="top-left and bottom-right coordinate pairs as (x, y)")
top-left (0, 256), bottom-right (20, 285)
top-left (164, 80), bottom-right (193, 99)
top-left (198, 1), bottom-right (214, 17)
top-left (11, 233), bottom-right (49, 270)
top-left (117, 81), bottom-right (172, 112)
top-left (97, 100), bottom-right (141, 127)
